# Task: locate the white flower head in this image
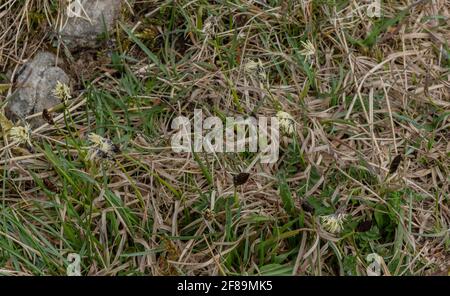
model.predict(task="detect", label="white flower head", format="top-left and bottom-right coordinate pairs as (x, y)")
top-left (277, 111), bottom-right (295, 135)
top-left (8, 124), bottom-right (32, 146)
top-left (299, 40), bottom-right (316, 57)
top-left (87, 133), bottom-right (118, 160)
top-left (53, 81), bottom-right (72, 102)
top-left (88, 133), bottom-right (105, 146)
top-left (320, 213), bottom-right (347, 234)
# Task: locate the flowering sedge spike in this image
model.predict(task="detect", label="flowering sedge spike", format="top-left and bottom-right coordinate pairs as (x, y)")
top-left (276, 111), bottom-right (295, 135)
top-left (8, 124), bottom-right (32, 147)
top-left (53, 81), bottom-right (72, 102)
top-left (299, 40), bottom-right (316, 57)
top-left (320, 213), bottom-right (347, 234)
top-left (87, 133), bottom-right (118, 160)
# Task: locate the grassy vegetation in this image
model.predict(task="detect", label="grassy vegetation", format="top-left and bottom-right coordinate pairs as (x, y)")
top-left (0, 0), bottom-right (449, 275)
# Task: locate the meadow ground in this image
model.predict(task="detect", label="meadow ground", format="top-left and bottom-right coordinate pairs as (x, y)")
top-left (0, 0), bottom-right (449, 275)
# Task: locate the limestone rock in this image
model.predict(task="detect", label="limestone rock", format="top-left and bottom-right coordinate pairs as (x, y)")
top-left (6, 52), bottom-right (70, 125)
top-left (59, 0), bottom-right (122, 49)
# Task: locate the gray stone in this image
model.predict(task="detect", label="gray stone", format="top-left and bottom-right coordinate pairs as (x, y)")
top-left (6, 52), bottom-right (70, 125)
top-left (59, 0), bottom-right (122, 49)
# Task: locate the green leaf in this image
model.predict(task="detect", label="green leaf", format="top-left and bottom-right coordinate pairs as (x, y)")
top-left (278, 174), bottom-right (295, 216)
top-left (258, 264), bottom-right (293, 276)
